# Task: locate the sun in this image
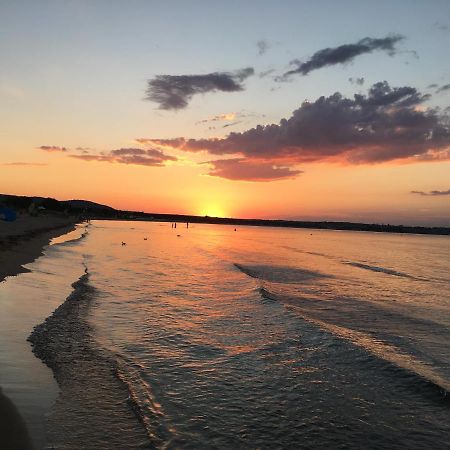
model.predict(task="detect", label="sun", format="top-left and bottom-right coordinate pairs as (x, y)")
top-left (200, 204), bottom-right (227, 218)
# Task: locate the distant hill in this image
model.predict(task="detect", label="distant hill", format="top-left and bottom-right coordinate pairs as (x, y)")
top-left (64, 199), bottom-right (116, 211)
top-left (1, 193), bottom-right (449, 235)
top-left (0, 194), bottom-right (116, 215)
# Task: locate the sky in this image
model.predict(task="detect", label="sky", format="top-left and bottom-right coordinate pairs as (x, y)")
top-left (1, 0), bottom-right (449, 225)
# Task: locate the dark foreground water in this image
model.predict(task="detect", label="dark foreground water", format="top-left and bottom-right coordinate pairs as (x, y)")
top-left (5, 220), bottom-right (450, 448)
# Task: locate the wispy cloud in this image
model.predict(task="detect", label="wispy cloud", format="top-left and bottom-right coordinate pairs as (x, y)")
top-left (2, 162), bottom-right (47, 166)
top-left (38, 145), bottom-right (68, 152)
top-left (257, 39), bottom-right (269, 55)
top-left (145, 68), bottom-right (254, 110)
top-left (205, 158), bottom-right (302, 182)
top-left (349, 77), bottom-right (365, 86)
top-left (70, 147), bottom-right (177, 167)
top-left (196, 110), bottom-right (262, 126)
top-left (279, 35), bottom-right (404, 80)
top-left (411, 189), bottom-right (450, 196)
top-left (196, 113), bottom-right (237, 124)
top-left (436, 84), bottom-right (450, 93)
top-left (434, 22), bottom-right (449, 31)
top-left (138, 81), bottom-right (449, 181)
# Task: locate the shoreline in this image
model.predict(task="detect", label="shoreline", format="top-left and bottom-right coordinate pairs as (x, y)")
top-left (28, 273), bottom-right (151, 448)
top-left (0, 215), bottom-right (78, 450)
top-left (0, 215), bottom-right (78, 282)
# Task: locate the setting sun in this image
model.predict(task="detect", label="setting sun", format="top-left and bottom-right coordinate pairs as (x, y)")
top-left (200, 204), bottom-right (228, 218)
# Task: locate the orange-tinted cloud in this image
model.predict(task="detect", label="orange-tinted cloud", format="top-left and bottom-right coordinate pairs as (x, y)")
top-left (69, 147), bottom-right (176, 167)
top-left (140, 82), bottom-right (449, 171)
top-left (205, 158), bottom-right (302, 181)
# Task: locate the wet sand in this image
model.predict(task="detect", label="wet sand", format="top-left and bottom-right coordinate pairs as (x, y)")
top-left (0, 214), bottom-right (77, 281)
top-left (0, 214), bottom-right (77, 449)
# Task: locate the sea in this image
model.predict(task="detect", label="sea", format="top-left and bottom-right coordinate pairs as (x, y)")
top-left (0, 220), bottom-right (449, 449)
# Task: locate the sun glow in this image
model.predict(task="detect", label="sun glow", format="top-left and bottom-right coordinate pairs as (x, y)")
top-left (200, 203), bottom-right (228, 218)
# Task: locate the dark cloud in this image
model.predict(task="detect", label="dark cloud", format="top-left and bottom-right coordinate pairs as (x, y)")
top-left (436, 84), bottom-right (450, 93)
top-left (411, 189), bottom-right (450, 196)
top-left (205, 158), bottom-right (302, 182)
top-left (427, 83), bottom-right (439, 89)
top-left (70, 147), bottom-right (176, 167)
top-left (143, 81), bottom-right (450, 170)
top-left (349, 77), bottom-right (365, 86)
top-left (145, 68), bottom-right (254, 110)
top-left (280, 35), bottom-right (404, 79)
top-left (38, 145), bottom-right (68, 152)
top-left (257, 40), bottom-right (269, 55)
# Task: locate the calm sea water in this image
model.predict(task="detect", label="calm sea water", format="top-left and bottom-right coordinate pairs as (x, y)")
top-left (3, 220), bottom-right (450, 449)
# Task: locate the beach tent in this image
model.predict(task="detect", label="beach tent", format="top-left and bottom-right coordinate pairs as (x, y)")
top-left (0, 207), bottom-right (17, 222)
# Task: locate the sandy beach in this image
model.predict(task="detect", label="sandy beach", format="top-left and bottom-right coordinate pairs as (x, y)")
top-left (0, 215), bottom-right (77, 281)
top-left (0, 214), bottom-right (77, 450)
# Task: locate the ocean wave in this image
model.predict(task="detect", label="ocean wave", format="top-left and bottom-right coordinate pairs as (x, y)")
top-left (28, 271), bottom-right (152, 449)
top-left (234, 263), bottom-right (329, 284)
top-left (50, 224), bottom-right (89, 247)
top-left (259, 284), bottom-right (450, 402)
top-left (345, 262), bottom-right (418, 279)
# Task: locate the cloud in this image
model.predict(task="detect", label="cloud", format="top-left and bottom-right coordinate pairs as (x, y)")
top-left (279, 35), bottom-right (404, 79)
top-left (222, 121), bottom-right (242, 128)
top-left (349, 77), bottom-right (365, 86)
top-left (257, 40), bottom-right (269, 55)
top-left (427, 83), bottom-right (439, 89)
top-left (70, 147), bottom-right (177, 167)
top-left (38, 145), bottom-right (68, 152)
top-left (145, 67), bottom-right (254, 110)
top-left (142, 81), bottom-right (450, 171)
top-left (259, 68), bottom-right (276, 78)
top-left (436, 84), bottom-right (450, 93)
top-left (196, 110), bottom-right (264, 128)
top-left (434, 22), bottom-right (449, 31)
top-left (205, 158), bottom-right (302, 181)
top-left (196, 113), bottom-right (237, 124)
top-left (1, 162), bottom-right (47, 166)
top-left (411, 189), bottom-right (450, 196)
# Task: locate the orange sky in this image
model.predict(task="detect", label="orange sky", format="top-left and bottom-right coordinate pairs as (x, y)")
top-left (1, 1), bottom-right (449, 226)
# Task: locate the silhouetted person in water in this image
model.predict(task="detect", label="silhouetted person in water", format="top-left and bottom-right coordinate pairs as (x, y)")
top-left (174, 223), bottom-right (177, 229)
top-left (186, 222), bottom-right (189, 228)
top-left (0, 388), bottom-right (33, 450)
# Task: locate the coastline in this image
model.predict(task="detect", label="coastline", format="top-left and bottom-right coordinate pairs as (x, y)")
top-left (0, 215), bottom-right (78, 282)
top-left (0, 215), bottom-right (77, 450)
top-left (28, 273), bottom-right (151, 449)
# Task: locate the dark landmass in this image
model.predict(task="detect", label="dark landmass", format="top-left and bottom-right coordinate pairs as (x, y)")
top-left (2, 193), bottom-right (449, 236)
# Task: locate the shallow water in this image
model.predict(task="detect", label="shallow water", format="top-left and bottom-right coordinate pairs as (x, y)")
top-left (0, 224), bottom-right (86, 448)
top-left (4, 220), bottom-right (450, 448)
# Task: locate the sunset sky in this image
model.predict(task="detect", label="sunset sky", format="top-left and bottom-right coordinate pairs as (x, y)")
top-left (1, 0), bottom-right (449, 225)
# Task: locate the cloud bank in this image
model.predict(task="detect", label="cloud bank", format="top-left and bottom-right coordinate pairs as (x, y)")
top-left (411, 189), bottom-right (450, 196)
top-left (145, 68), bottom-right (254, 110)
top-left (280, 35), bottom-right (404, 79)
top-left (140, 81), bottom-right (450, 181)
